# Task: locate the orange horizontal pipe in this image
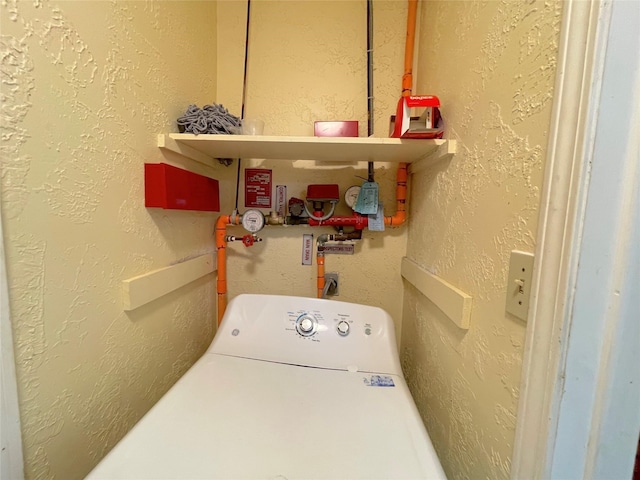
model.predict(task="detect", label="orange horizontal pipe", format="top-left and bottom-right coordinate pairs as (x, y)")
top-left (402, 0), bottom-right (418, 97)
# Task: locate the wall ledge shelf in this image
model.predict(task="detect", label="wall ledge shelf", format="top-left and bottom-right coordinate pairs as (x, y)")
top-left (122, 254), bottom-right (215, 311)
top-left (158, 133), bottom-right (456, 166)
top-left (401, 256), bottom-right (472, 330)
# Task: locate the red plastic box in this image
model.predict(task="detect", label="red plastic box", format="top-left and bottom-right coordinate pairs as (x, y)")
top-left (314, 121), bottom-right (359, 137)
top-left (145, 163), bottom-right (220, 212)
top-left (390, 95), bottom-right (443, 139)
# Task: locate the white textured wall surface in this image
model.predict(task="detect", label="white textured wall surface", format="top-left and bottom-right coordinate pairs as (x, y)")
top-left (0, 1), bottom-right (221, 478)
top-left (401, 1), bottom-right (561, 479)
top-left (217, 0), bottom-right (410, 336)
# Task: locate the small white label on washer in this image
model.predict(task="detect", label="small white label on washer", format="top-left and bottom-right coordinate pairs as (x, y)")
top-left (363, 375), bottom-right (395, 387)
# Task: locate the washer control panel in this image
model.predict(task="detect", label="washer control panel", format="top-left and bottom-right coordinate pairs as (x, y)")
top-left (211, 294), bottom-right (401, 375)
top-left (287, 309), bottom-right (355, 342)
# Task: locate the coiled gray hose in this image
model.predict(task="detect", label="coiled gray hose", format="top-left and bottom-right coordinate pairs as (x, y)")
top-left (177, 104), bottom-right (241, 134)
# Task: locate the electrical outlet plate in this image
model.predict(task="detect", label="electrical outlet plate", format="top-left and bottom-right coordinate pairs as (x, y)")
top-left (324, 272), bottom-right (339, 296)
top-left (506, 251), bottom-right (535, 322)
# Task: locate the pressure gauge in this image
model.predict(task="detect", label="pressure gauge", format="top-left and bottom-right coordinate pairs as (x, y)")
top-left (345, 185), bottom-right (361, 210)
top-left (241, 209), bottom-right (265, 233)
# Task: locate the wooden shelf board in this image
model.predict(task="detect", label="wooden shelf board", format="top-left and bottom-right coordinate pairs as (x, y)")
top-left (158, 133), bottom-right (455, 164)
top-left (401, 256), bottom-right (472, 330)
top-left (122, 254), bottom-right (215, 311)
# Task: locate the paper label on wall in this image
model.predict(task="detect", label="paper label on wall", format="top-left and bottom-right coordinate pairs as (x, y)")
top-left (301, 234), bottom-right (313, 265)
top-left (245, 168), bottom-right (272, 208)
top-left (275, 185), bottom-right (287, 216)
top-left (323, 244), bottom-right (355, 255)
top-left (367, 202), bottom-right (385, 231)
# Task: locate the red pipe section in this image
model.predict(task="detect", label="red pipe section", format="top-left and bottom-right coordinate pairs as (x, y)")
top-left (216, 214), bottom-right (241, 325)
top-left (308, 214), bottom-right (368, 229)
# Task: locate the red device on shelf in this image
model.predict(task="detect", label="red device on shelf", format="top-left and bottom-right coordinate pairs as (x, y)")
top-left (314, 121), bottom-right (359, 137)
top-left (145, 163), bottom-right (220, 212)
top-left (390, 95), bottom-right (443, 139)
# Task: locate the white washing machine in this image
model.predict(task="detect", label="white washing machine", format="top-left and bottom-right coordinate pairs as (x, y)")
top-left (87, 294), bottom-right (446, 479)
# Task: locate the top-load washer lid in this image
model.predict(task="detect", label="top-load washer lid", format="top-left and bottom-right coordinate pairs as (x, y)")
top-left (86, 294), bottom-right (447, 479)
top-left (87, 354), bottom-right (447, 479)
top-left (208, 294), bottom-right (403, 375)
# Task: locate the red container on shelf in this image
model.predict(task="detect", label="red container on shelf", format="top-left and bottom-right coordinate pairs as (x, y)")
top-left (145, 163), bottom-right (220, 212)
top-left (314, 121), bottom-right (359, 137)
top-left (390, 95), bottom-right (443, 139)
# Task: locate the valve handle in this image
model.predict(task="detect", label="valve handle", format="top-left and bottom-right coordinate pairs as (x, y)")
top-left (242, 235), bottom-right (255, 247)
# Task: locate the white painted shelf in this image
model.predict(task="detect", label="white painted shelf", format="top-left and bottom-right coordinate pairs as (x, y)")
top-left (158, 133), bottom-right (456, 166)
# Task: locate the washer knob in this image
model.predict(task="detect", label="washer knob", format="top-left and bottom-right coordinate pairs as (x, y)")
top-left (296, 315), bottom-right (316, 336)
top-left (337, 320), bottom-right (350, 336)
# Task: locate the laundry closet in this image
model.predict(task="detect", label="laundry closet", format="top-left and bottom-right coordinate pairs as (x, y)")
top-left (0, 1), bottom-right (562, 478)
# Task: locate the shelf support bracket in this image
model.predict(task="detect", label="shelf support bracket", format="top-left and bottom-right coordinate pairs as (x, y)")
top-left (158, 134), bottom-right (214, 166)
top-left (409, 139), bottom-right (457, 174)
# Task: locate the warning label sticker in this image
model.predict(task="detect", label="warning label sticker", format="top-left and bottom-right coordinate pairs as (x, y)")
top-left (245, 168), bottom-right (272, 208)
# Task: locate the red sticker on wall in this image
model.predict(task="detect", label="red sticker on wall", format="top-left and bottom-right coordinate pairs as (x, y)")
top-left (244, 168), bottom-right (272, 208)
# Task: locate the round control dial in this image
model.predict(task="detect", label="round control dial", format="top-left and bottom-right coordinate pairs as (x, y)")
top-left (336, 320), bottom-right (350, 336)
top-left (295, 314), bottom-right (317, 336)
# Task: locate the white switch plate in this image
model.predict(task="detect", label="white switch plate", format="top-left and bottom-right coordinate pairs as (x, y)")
top-left (506, 251), bottom-right (535, 322)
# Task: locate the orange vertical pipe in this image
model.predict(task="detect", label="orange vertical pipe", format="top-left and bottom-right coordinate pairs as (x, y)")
top-left (317, 253), bottom-right (325, 298)
top-left (216, 214), bottom-right (240, 325)
top-left (402, 0), bottom-right (419, 97)
top-left (385, 162), bottom-right (408, 226)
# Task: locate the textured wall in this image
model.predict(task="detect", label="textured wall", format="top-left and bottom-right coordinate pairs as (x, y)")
top-left (0, 1), bottom-right (222, 478)
top-left (400, 1), bottom-right (561, 479)
top-left (216, 0), bottom-right (410, 336)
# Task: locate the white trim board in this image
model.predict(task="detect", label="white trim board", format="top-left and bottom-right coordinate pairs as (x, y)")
top-left (548, 0), bottom-right (640, 477)
top-left (511, 0), bottom-right (640, 478)
top-left (401, 257), bottom-right (472, 330)
top-left (123, 254), bottom-right (216, 311)
top-left (511, 0), bottom-right (606, 476)
top-left (1, 208), bottom-right (25, 480)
